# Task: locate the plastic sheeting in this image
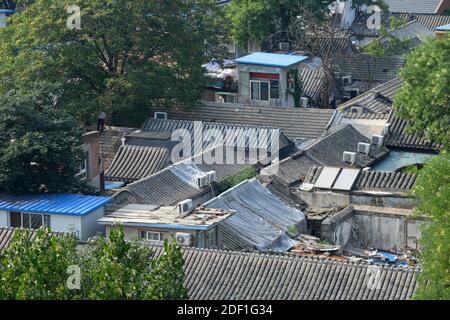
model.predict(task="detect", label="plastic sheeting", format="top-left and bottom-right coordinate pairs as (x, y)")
top-left (168, 159), bottom-right (208, 190)
top-left (204, 178), bottom-right (306, 252)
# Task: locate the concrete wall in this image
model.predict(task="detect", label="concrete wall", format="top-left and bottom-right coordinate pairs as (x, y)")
top-left (293, 190), bottom-right (351, 208)
top-left (351, 192), bottom-right (417, 209)
top-left (321, 205), bottom-right (424, 252)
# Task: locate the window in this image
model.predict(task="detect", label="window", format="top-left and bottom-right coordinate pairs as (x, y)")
top-left (250, 81), bottom-right (270, 101)
top-left (141, 231), bottom-right (164, 242)
top-left (270, 80), bottom-right (280, 99)
top-left (76, 151), bottom-right (89, 180)
top-left (10, 212), bottom-right (51, 229)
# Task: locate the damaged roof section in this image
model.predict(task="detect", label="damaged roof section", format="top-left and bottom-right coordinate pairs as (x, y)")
top-left (205, 178), bottom-right (306, 252)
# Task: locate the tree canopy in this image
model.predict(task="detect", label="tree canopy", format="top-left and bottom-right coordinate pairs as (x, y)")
top-left (0, 0), bottom-right (227, 125)
top-left (0, 90), bottom-right (91, 195)
top-left (225, 0), bottom-right (335, 47)
top-left (412, 152), bottom-right (450, 300)
top-left (393, 36), bottom-right (450, 148)
top-left (0, 228), bottom-right (188, 300)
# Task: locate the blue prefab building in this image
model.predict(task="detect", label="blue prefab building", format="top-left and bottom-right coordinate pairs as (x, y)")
top-left (0, 194), bottom-right (112, 240)
top-left (234, 52), bottom-right (309, 108)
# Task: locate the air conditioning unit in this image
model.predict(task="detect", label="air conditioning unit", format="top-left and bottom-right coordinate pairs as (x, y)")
top-left (178, 199), bottom-right (194, 215)
top-left (175, 233), bottom-right (192, 246)
top-left (343, 151), bottom-right (356, 164)
top-left (278, 41), bottom-right (290, 51)
top-left (206, 171), bottom-right (217, 183)
top-left (383, 123), bottom-right (391, 135)
top-left (372, 134), bottom-right (384, 145)
top-left (350, 106), bottom-right (364, 115)
top-left (357, 142), bottom-right (371, 155)
top-left (301, 97), bottom-right (309, 108)
top-left (341, 76), bottom-right (352, 85)
top-left (196, 175), bottom-right (209, 188)
top-left (154, 112), bottom-right (168, 120)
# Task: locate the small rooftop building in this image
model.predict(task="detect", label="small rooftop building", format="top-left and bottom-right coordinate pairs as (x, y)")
top-left (99, 204), bottom-right (234, 248)
top-left (234, 52), bottom-right (309, 108)
top-left (0, 194), bottom-right (111, 240)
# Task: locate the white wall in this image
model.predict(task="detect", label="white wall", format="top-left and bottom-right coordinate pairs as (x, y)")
top-left (50, 214), bottom-right (82, 238)
top-left (0, 210), bottom-right (8, 226)
top-left (80, 207), bottom-right (105, 240)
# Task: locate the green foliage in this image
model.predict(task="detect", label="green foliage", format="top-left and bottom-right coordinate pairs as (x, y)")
top-left (0, 227), bottom-right (188, 300)
top-left (0, 91), bottom-right (92, 194)
top-left (400, 164), bottom-right (422, 175)
top-left (0, 228), bottom-right (79, 299)
top-left (145, 239), bottom-right (189, 300)
top-left (0, 0), bottom-right (227, 124)
top-left (287, 68), bottom-right (304, 107)
top-left (225, 0), bottom-right (334, 47)
top-left (217, 167), bottom-right (258, 193)
top-left (393, 36), bottom-right (450, 148)
top-left (412, 152), bottom-right (450, 300)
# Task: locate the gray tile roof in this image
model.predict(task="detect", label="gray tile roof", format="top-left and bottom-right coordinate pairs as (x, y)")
top-left (140, 118), bottom-right (293, 151)
top-left (150, 245), bottom-right (419, 300)
top-left (149, 103), bottom-right (338, 141)
top-left (385, 112), bottom-right (442, 152)
top-left (351, 13), bottom-right (450, 37)
top-left (336, 54), bottom-right (405, 84)
top-left (300, 68), bottom-right (325, 102)
top-left (304, 124), bottom-right (389, 168)
top-left (105, 145), bottom-right (169, 183)
top-left (271, 153), bottom-right (319, 186)
top-left (121, 150), bottom-right (254, 206)
top-left (384, 0), bottom-right (444, 14)
top-left (338, 78), bottom-right (404, 114)
top-left (355, 171), bottom-right (417, 191)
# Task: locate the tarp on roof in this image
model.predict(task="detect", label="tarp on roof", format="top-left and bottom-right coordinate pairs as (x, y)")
top-left (204, 178), bottom-right (306, 252)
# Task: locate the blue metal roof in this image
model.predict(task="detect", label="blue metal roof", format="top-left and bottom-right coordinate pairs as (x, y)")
top-left (436, 23), bottom-right (450, 31)
top-left (0, 9), bottom-right (14, 14)
top-left (0, 194), bottom-right (112, 216)
top-left (235, 52), bottom-right (308, 68)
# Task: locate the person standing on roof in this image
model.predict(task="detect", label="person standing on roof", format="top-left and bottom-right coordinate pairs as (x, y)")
top-left (97, 111), bottom-right (106, 132)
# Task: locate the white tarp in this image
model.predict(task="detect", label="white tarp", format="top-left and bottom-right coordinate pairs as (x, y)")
top-left (168, 159), bottom-right (207, 190)
top-left (204, 178), bottom-right (306, 252)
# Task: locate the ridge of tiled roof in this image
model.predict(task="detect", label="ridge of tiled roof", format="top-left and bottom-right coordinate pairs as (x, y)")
top-left (149, 243), bottom-right (420, 300)
top-left (355, 171), bottom-right (417, 191)
top-left (384, 112), bottom-right (443, 152)
top-left (338, 78), bottom-right (404, 114)
top-left (105, 145), bottom-right (169, 183)
top-left (342, 112), bottom-right (389, 120)
top-left (149, 104), bottom-right (338, 140)
top-left (304, 124), bottom-right (389, 168)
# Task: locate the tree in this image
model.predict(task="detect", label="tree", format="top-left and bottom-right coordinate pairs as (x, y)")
top-left (0, 227), bottom-right (189, 300)
top-left (412, 152), bottom-right (450, 300)
top-left (393, 36), bottom-right (450, 148)
top-left (0, 0), bottom-right (227, 125)
top-left (0, 228), bottom-right (79, 299)
top-left (0, 90), bottom-right (91, 194)
top-left (226, 0), bottom-right (334, 48)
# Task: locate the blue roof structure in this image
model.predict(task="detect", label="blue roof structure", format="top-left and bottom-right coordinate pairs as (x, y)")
top-left (436, 23), bottom-right (450, 31)
top-left (0, 9), bottom-right (14, 14)
top-left (235, 52), bottom-right (308, 68)
top-left (0, 194), bottom-right (112, 216)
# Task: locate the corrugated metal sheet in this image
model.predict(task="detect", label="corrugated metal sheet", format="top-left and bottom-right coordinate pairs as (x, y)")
top-left (314, 167), bottom-right (341, 189)
top-left (0, 194), bottom-right (112, 216)
top-left (333, 168), bottom-right (361, 191)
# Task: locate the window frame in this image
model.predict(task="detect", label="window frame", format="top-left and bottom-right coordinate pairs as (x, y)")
top-left (9, 211), bottom-right (51, 229)
top-left (142, 231), bottom-right (164, 242)
top-left (250, 80), bottom-right (270, 101)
